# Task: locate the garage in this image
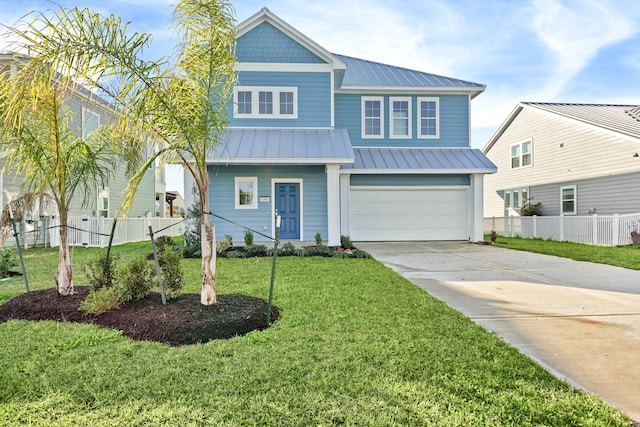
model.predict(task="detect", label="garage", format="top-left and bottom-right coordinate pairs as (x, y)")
top-left (348, 187), bottom-right (469, 241)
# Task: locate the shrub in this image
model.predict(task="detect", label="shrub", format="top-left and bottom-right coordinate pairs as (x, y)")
top-left (183, 188), bottom-right (202, 258)
top-left (0, 248), bottom-right (18, 279)
top-left (310, 244), bottom-right (332, 257)
top-left (246, 244), bottom-right (267, 257)
top-left (280, 242), bottom-right (296, 256)
top-left (118, 258), bottom-right (155, 302)
top-left (85, 252), bottom-right (119, 291)
top-left (79, 287), bottom-right (124, 315)
top-left (216, 235), bottom-right (233, 253)
top-left (314, 231), bottom-right (322, 246)
top-left (158, 246), bottom-right (184, 299)
top-left (340, 235), bottom-right (353, 250)
top-left (520, 201), bottom-right (542, 216)
top-left (332, 250), bottom-right (352, 259)
top-left (244, 229), bottom-right (254, 246)
top-left (224, 249), bottom-right (247, 259)
top-left (351, 249), bottom-right (372, 259)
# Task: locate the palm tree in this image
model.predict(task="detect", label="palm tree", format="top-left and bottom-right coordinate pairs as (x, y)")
top-left (0, 54), bottom-right (141, 295)
top-left (5, 0), bottom-right (237, 304)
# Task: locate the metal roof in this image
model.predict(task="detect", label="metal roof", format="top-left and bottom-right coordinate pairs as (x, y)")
top-left (207, 128), bottom-right (354, 164)
top-left (524, 103), bottom-right (640, 140)
top-left (342, 147), bottom-right (496, 174)
top-left (334, 54), bottom-right (485, 97)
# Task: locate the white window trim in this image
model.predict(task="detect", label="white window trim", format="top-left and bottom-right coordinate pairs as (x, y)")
top-left (560, 185), bottom-right (577, 215)
top-left (389, 97), bottom-right (412, 139)
top-left (235, 176), bottom-right (258, 209)
top-left (510, 138), bottom-right (533, 170)
top-left (233, 86), bottom-right (298, 119)
top-left (97, 187), bottom-right (109, 217)
top-left (361, 96), bottom-right (385, 139)
top-left (82, 107), bottom-right (100, 140)
top-left (417, 97), bottom-right (439, 139)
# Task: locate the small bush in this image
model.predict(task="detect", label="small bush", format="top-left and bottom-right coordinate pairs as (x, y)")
top-left (294, 248), bottom-right (310, 257)
top-left (224, 249), bottom-right (247, 259)
top-left (0, 248), bottom-right (18, 279)
top-left (351, 249), bottom-right (372, 259)
top-left (280, 242), bottom-right (297, 256)
top-left (244, 229), bottom-right (254, 246)
top-left (85, 252), bottom-right (119, 291)
top-left (158, 247), bottom-right (184, 299)
top-left (520, 201), bottom-right (542, 216)
top-left (216, 235), bottom-right (233, 253)
top-left (246, 244), bottom-right (267, 257)
top-left (118, 258), bottom-right (155, 302)
top-left (155, 236), bottom-right (176, 253)
top-left (79, 287), bottom-right (124, 315)
top-left (309, 244), bottom-right (332, 257)
top-left (340, 235), bottom-right (353, 250)
top-left (332, 250), bottom-right (352, 259)
top-left (183, 232), bottom-right (202, 258)
top-left (314, 231), bottom-right (322, 246)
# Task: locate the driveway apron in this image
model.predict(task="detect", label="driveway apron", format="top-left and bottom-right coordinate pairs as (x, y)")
top-left (358, 241), bottom-right (640, 422)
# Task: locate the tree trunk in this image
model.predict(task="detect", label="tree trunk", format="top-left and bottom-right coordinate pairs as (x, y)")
top-left (200, 190), bottom-right (217, 305)
top-left (56, 220), bottom-right (73, 296)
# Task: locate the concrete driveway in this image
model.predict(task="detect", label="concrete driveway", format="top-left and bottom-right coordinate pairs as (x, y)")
top-left (358, 241), bottom-right (640, 422)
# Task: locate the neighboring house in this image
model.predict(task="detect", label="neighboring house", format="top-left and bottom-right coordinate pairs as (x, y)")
top-left (185, 8), bottom-right (496, 245)
top-left (0, 53), bottom-right (159, 222)
top-left (483, 102), bottom-right (640, 217)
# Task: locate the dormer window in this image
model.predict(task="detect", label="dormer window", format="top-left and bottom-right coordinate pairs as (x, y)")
top-left (234, 86), bottom-right (297, 119)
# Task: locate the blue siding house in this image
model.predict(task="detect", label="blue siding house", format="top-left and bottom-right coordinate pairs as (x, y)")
top-left (188, 7), bottom-right (496, 245)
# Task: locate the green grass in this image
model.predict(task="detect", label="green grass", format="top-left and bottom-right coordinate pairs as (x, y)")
top-left (490, 235), bottom-right (640, 270)
top-left (0, 242), bottom-right (631, 425)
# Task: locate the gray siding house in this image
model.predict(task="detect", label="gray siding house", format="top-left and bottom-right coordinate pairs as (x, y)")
top-left (483, 102), bottom-right (640, 217)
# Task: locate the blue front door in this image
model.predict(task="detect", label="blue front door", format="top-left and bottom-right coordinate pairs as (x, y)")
top-left (276, 183), bottom-right (300, 239)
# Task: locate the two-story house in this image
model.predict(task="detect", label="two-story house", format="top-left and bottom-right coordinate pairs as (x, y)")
top-left (186, 8), bottom-right (496, 245)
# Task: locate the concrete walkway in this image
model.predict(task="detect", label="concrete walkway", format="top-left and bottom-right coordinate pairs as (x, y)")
top-left (358, 241), bottom-right (640, 422)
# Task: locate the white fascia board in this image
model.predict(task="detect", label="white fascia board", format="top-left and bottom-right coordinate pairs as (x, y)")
top-left (235, 63), bottom-right (334, 73)
top-left (236, 8), bottom-right (346, 72)
top-left (207, 158), bottom-right (355, 165)
top-left (336, 86), bottom-right (486, 96)
top-left (341, 168), bottom-right (497, 175)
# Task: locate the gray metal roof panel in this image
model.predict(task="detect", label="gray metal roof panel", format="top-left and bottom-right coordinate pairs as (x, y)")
top-left (334, 53), bottom-right (485, 91)
top-left (343, 147), bottom-right (496, 173)
top-left (208, 128), bottom-right (354, 164)
top-left (524, 103), bottom-right (640, 140)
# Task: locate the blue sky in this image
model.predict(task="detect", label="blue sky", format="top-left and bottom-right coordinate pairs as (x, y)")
top-left (2, 0), bottom-right (640, 191)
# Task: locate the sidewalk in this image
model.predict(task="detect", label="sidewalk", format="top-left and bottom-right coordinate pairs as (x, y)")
top-left (358, 241), bottom-right (640, 422)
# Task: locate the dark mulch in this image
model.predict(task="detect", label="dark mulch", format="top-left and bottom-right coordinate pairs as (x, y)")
top-left (0, 287), bottom-right (279, 346)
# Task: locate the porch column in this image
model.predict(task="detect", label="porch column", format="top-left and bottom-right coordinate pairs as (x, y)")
top-left (471, 174), bottom-right (484, 242)
top-left (326, 164), bottom-right (341, 246)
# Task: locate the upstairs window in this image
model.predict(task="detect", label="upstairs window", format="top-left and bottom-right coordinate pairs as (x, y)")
top-left (97, 188), bottom-right (109, 217)
top-left (82, 107), bottom-right (100, 139)
top-left (390, 97), bottom-right (411, 139)
top-left (511, 139), bottom-right (533, 169)
top-left (362, 96), bottom-right (384, 138)
top-left (561, 185), bottom-right (576, 215)
top-left (417, 97), bottom-right (439, 139)
top-left (234, 86), bottom-right (297, 119)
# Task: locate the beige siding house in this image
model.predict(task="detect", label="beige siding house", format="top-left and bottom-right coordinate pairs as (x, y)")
top-left (483, 103), bottom-right (640, 217)
top-left (1, 53), bottom-right (161, 222)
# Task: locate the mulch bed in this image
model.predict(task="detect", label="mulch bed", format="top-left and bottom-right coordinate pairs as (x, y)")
top-left (0, 286), bottom-right (279, 346)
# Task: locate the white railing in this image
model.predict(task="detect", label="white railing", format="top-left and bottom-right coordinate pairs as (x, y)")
top-left (484, 213), bottom-right (640, 246)
top-left (2, 216), bottom-right (184, 249)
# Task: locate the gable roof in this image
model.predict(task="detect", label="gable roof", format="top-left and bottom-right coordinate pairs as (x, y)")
top-left (483, 102), bottom-right (640, 153)
top-left (334, 54), bottom-right (485, 97)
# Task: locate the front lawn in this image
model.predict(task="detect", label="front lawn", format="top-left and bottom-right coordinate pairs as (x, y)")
top-left (0, 242), bottom-right (630, 425)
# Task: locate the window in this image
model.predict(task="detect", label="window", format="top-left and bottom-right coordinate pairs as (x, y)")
top-left (235, 177), bottom-right (258, 209)
top-left (82, 107), bottom-right (100, 139)
top-left (561, 185), bottom-right (576, 215)
top-left (97, 188), bottom-right (109, 217)
top-left (510, 139), bottom-right (533, 169)
top-left (503, 187), bottom-right (529, 211)
top-left (390, 97), bottom-right (411, 138)
top-left (233, 87), bottom-right (297, 118)
top-left (418, 97), bottom-right (439, 138)
top-left (362, 96), bottom-right (384, 138)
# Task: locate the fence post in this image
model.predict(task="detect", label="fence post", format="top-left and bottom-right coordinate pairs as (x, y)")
top-left (491, 216), bottom-right (496, 231)
top-left (592, 214), bottom-right (598, 245)
top-left (559, 215), bottom-right (564, 241)
top-left (531, 215), bottom-right (537, 238)
top-left (612, 214), bottom-right (619, 246)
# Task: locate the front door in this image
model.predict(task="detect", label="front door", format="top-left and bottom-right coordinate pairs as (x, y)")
top-left (275, 183), bottom-right (300, 239)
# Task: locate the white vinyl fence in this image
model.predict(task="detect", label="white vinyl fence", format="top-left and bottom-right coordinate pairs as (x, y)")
top-left (3, 216), bottom-right (184, 249)
top-left (484, 213), bottom-right (640, 246)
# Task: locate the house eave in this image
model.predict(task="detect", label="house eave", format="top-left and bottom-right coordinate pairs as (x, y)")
top-left (207, 158), bottom-right (354, 165)
top-left (336, 86), bottom-right (486, 98)
top-left (341, 168), bottom-right (497, 175)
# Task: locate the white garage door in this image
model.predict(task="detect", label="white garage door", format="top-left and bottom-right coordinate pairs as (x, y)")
top-left (349, 188), bottom-right (469, 241)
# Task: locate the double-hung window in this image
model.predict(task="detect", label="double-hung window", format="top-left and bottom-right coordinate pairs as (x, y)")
top-left (234, 87), bottom-right (297, 118)
top-left (390, 97), bottom-right (411, 138)
top-left (235, 177), bottom-right (258, 209)
top-left (82, 107), bottom-right (100, 140)
top-left (561, 185), bottom-right (576, 215)
top-left (510, 139), bottom-right (533, 169)
top-left (361, 96), bottom-right (384, 138)
top-left (417, 97), bottom-right (439, 138)
top-left (97, 188), bottom-right (109, 217)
